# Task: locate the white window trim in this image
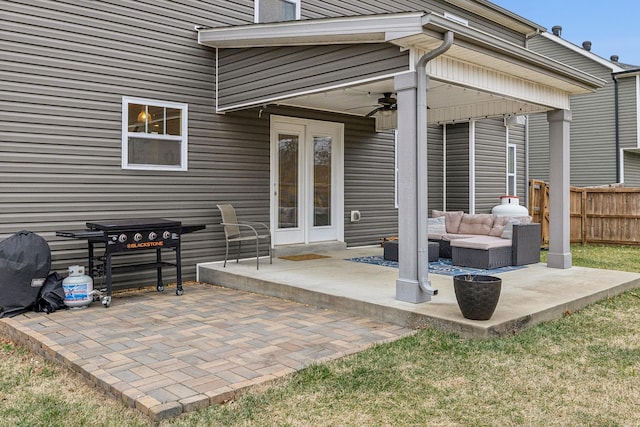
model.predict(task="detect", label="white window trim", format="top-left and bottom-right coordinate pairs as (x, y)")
top-left (254, 0), bottom-right (301, 23)
top-left (507, 143), bottom-right (517, 196)
top-left (121, 96), bottom-right (188, 171)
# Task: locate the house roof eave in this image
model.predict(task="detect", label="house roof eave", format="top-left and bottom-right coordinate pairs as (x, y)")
top-left (419, 14), bottom-right (606, 92)
top-left (197, 12), bottom-right (425, 48)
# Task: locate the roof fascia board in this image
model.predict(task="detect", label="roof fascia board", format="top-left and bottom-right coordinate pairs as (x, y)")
top-left (540, 32), bottom-right (626, 72)
top-left (422, 14), bottom-right (606, 90)
top-left (198, 12), bottom-right (424, 48)
top-left (612, 68), bottom-right (640, 78)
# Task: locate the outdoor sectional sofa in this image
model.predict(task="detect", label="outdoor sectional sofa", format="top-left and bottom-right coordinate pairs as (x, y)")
top-left (428, 210), bottom-right (541, 269)
top-left (382, 211), bottom-right (541, 269)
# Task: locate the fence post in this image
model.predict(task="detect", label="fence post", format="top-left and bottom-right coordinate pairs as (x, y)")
top-left (581, 189), bottom-right (587, 244)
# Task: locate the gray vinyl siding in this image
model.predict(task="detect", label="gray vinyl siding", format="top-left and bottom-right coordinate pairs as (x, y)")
top-left (445, 123), bottom-right (470, 211)
top-left (217, 44), bottom-right (410, 109)
top-left (527, 113), bottom-right (549, 182)
top-left (618, 76), bottom-right (639, 151)
top-left (623, 151), bottom-right (640, 186)
top-left (527, 34), bottom-right (620, 186)
top-left (427, 124), bottom-right (445, 212)
top-left (474, 119), bottom-right (507, 213)
top-left (300, 0), bottom-right (526, 45)
top-left (0, 1), bottom-right (260, 290)
top-left (344, 125), bottom-right (398, 246)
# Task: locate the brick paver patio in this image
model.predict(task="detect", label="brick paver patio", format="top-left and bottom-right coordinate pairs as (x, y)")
top-left (0, 282), bottom-right (413, 421)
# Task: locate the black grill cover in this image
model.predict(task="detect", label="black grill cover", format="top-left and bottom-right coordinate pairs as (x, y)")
top-left (0, 231), bottom-right (51, 318)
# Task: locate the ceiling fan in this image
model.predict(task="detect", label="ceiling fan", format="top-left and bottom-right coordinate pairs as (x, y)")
top-left (365, 92), bottom-right (397, 117)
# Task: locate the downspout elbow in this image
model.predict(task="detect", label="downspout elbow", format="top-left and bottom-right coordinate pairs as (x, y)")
top-left (417, 31), bottom-right (454, 296)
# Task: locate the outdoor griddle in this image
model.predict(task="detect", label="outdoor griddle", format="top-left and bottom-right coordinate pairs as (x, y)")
top-left (56, 218), bottom-right (205, 307)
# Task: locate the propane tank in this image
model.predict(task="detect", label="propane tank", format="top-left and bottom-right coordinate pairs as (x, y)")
top-left (62, 265), bottom-right (94, 309)
top-left (491, 196), bottom-right (529, 217)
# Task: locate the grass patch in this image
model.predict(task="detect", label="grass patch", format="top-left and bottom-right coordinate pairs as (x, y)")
top-left (169, 289), bottom-right (640, 427)
top-left (541, 243), bottom-right (640, 272)
top-left (0, 336), bottom-right (152, 427)
top-left (2, 244), bottom-right (640, 426)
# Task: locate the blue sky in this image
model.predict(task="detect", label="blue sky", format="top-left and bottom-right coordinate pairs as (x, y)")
top-left (491, 1), bottom-right (640, 66)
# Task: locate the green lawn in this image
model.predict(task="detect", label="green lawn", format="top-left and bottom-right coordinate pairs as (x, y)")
top-left (2, 244), bottom-right (640, 426)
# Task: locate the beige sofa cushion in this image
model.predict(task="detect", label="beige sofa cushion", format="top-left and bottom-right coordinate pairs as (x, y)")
top-left (440, 233), bottom-right (478, 241)
top-left (488, 216), bottom-right (511, 237)
top-left (457, 213), bottom-right (494, 235)
top-left (450, 236), bottom-right (512, 250)
top-left (432, 210), bottom-right (464, 233)
top-left (439, 211), bottom-right (464, 233)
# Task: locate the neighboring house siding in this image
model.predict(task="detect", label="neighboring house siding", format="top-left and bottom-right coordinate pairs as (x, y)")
top-left (301, 0), bottom-right (526, 45)
top-left (474, 119), bottom-right (507, 213)
top-left (217, 44), bottom-right (410, 109)
top-left (618, 76), bottom-right (640, 151)
top-left (527, 34), bottom-right (619, 186)
top-left (445, 123), bottom-right (470, 211)
top-left (623, 151), bottom-right (640, 186)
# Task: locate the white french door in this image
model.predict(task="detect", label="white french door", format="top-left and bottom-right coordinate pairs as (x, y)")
top-left (270, 116), bottom-right (344, 246)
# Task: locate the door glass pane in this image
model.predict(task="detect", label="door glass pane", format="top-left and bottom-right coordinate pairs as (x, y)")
top-left (314, 136), bottom-right (331, 227)
top-left (278, 134), bottom-right (298, 228)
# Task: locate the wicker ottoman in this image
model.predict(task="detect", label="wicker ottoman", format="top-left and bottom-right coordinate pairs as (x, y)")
top-left (384, 240), bottom-right (439, 262)
top-left (451, 236), bottom-right (512, 269)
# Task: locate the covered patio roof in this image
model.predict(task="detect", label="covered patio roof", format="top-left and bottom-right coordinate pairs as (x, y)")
top-left (197, 7), bottom-right (607, 304)
top-left (198, 12), bottom-right (605, 124)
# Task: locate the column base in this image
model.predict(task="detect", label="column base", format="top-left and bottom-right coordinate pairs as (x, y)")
top-left (396, 278), bottom-right (432, 303)
top-left (547, 252), bottom-right (572, 269)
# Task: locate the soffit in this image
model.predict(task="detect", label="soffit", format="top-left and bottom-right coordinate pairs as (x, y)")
top-left (200, 11), bottom-right (606, 122)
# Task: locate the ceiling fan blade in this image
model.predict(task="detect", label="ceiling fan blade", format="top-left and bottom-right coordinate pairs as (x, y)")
top-left (365, 107), bottom-right (382, 117)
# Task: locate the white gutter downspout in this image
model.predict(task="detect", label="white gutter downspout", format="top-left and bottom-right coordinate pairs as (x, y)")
top-left (417, 31), bottom-right (454, 295)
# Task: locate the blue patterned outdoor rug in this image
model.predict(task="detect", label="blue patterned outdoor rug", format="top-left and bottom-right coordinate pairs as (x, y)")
top-left (345, 256), bottom-right (525, 276)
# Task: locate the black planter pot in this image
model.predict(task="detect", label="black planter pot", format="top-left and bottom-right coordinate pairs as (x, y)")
top-left (453, 275), bottom-right (502, 320)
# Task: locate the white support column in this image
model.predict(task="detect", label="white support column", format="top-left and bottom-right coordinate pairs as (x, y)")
top-left (395, 72), bottom-right (428, 303)
top-left (547, 109), bottom-right (572, 269)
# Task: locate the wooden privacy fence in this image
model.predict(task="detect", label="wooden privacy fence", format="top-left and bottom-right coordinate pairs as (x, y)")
top-left (529, 179), bottom-right (640, 246)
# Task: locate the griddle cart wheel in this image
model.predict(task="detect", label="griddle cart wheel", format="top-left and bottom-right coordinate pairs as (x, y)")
top-left (101, 296), bottom-right (111, 308)
top-left (157, 284), bottom-right (164, 292)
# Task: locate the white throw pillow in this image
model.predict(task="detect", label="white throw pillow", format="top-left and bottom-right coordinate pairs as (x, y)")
top-left (500, 216), bottom-right (532, 239)
top-left (428, 216), bottom-right (446, 235)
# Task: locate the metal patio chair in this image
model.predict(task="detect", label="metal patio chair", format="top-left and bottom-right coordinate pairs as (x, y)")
top-left (216, 204), bottom-right (272, 269)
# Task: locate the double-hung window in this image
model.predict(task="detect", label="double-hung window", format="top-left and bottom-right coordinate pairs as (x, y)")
top-left (255, 0), bottom-right (300, 23)
top-left (122, 97), bottom-right (188, 171)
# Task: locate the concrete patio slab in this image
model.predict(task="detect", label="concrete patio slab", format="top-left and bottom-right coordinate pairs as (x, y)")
top-left (197, 246), bottom-right (640, 338)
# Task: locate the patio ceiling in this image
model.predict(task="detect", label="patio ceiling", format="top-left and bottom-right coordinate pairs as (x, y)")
top-left (198, 12), bottom-right (606, 124)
